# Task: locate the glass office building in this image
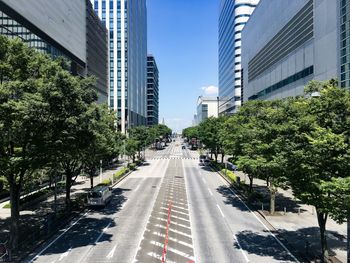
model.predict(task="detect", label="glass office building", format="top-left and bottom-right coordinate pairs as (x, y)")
top-left (0, 0), bottom-right (108, 103)
top-left (218, 0), bottom-right (259, 114)
top-left (340, 0), bottom-right (350, 88)
top-left (92, 0), bottom-right (147, 133)
top-left (146, 55), bottom-right (159, 126)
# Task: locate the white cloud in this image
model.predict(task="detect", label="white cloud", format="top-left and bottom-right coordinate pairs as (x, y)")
top-left (201, 85), bottom-right (218, 96)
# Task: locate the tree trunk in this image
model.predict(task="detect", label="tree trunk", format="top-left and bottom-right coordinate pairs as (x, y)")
top-left (221, 153), bottom-right (224, 164)
top-left (248, 175), bottom-right (253, 193)
top-left (347, 216), bottom-right (349, 263)
top-left (317, 211), bottom-right (329, 263)
top-left (65, 172), bottom-right (72, 208)
top-left (269, 186), bottom-right (277, 215)
top-left (90, 172), bottom-right (94, 189)
top-left (9, 183), bottom-right (21, 252)
top-left (214, 153), bottom-right (218, 162)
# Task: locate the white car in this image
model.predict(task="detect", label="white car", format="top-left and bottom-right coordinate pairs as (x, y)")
top-left (87, 185), bottom-right (112, 207)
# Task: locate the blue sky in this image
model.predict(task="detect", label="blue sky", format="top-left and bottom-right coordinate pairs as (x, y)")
top-left (147, 0), bottom-right (219, 132)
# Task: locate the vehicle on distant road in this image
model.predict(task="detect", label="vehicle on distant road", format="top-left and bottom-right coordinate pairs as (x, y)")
top-left (87, 185), bottom-right (112, 207)
top-left (203, 159), bottom-right (210, 166)
top-left (199, 155), bottom-right (208, 165)
top-left (182, 145), bottom-right (186, 149)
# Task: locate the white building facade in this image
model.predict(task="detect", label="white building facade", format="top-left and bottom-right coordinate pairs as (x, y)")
top-left (92, 0), bottom-right (147, 133)
top-left (242, 0), bottom-right (340, 102)
top-left (218, 0), bottom-right (259, 114)
top-left (196, 97), bottom-right (219, 124)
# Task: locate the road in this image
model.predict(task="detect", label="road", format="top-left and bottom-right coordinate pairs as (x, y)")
top-left (25, 139), bottom-right (299, 263)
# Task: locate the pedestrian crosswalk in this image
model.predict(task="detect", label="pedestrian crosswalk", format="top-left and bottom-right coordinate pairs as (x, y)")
top-left (149, 157), bottom-right (197, 160)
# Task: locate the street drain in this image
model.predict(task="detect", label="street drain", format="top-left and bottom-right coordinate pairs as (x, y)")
top-left (152, 185), bottom-right (157, 188)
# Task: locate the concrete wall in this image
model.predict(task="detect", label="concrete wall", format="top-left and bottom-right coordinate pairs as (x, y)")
top-left (2, 0), bottom-right (86, 63)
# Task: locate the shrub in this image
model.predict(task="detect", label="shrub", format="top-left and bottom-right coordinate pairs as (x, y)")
top-left (3, 187), bottom-right (53, 208)
top-left (221, 169), bottom-right (237, 183)
top-left (128, 163), bottom-right (137, 170)
top-left (101, 179), bottom-right (112, 186)
top-left (113, 167), bottom-right (130, 181)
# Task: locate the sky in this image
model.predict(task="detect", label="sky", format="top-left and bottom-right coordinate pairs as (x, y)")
top-left (147, 0), bottom-right (219, 133)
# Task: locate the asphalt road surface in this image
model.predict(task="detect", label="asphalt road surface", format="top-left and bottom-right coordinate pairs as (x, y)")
top-left (25, 139), bottom-right (299, 263)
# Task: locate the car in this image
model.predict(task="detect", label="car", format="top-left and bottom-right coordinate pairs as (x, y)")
top-left (87, 185), bottom-right (113, 207)
top-left (199, 155), bottom-right (208, 165)
top-left (203, 159), bottom-right (211, 166)
top-left (182, 145), bottom-right (186, 149)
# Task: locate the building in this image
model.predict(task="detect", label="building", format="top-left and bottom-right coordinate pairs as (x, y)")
top-left (86, 0), bottom-right (108, 103)
top-left (92, 0), bottom-right (148, 133)
top-left (218, 0), bottom-right (259, 115)
top-left (0, 0), bottom-right (108, 103)
top-left (241, 0), bottom-right (340, 102)
top-left (146, 55), bottom-right (159, 126)
top-left (196, 96), bottom-right (219, 124)
top-left (340, 0), bottom-right (350, 89)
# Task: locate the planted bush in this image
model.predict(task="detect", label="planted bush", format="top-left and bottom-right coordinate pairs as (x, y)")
top-left (128, 163), bottom-right (137, 170)
top-left (221, 169), bottom-right (237, 183)
top-left (113, 167), bottom-right (130, 181)
top-left (101, 179), bottom-right (112, 186)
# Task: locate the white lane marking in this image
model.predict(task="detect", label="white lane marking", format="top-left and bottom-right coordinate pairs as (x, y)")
top-left (234, 235), bottom-right (250, 262)
top-left (155, 217), bottom-right (190, 229)
top-left (170, 204), bottom-right (188, 211)
top-left (132, 159), bottom-right (170, 263)
top-left (202, 177), bottom-right (207, 184)
top-left (150, 240), bottom-right (195, 261)
top-left (94, 222), bottom-right (112, 244)
top-left (146, 252), bottom-right (176, 263)
top-left (208, 188), bottom-right (213, 196)
top-left (182, 159), bottom-right (197, 263)
top-left (135, 184), bottom-right (141, 192)
top-left (216, 204), bottom-right (225, 218)
top-left (153, 224), bottom-right (192, 238)
top-left (168, 213), bottom-right (190, 222)
top-left (152, 232), bottom-right (193, 249)
top-left (58, 247), bottom-right (71, 261)
top-left (30, 211), bottom-right (89, 262)
top-left (106, 244), bottom-right (117, 259)
top-left (217, 175), bottom-right (300, 262)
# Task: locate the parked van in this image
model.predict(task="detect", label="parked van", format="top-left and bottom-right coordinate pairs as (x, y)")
top-left (87, 185), bottom-right (112, 207)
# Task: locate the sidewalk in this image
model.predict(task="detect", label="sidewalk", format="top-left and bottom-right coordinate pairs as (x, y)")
top-left (0, 165), bottom-right (127, 220)
top-left (236, 172), bottom-right (347, 262)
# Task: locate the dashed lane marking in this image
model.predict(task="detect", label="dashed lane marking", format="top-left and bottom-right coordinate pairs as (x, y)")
top-left (216, 204), bottom-right (225, 218)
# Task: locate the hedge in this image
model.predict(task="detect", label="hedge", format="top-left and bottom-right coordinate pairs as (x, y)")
top-left (128, 163), bottom-right (137, 170)
top-left (221, 169), bottom-right (237, 183)
top-left (3, 187), bottom-right (53, 208)
top-left (113, 167), bottom-right (130, 181)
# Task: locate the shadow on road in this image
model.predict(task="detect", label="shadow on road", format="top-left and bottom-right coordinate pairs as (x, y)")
top-left (216, 185), bottom-right (306, 214)
top-left (235, 228), bottom-right (346, 262)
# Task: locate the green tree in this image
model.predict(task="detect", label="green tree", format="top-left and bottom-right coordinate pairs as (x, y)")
top-left (281, 81), bottom-right (350, 262)
top-left (42, 65), bottom-right (98, 207)
top-left (125, 138), bottom-right (138, 163)
top-left (198, 116), bottom-right (226, 162)
top-left (82, 104), bottom-right (119, 189)
top-left (129, 126), bottom-right (148, 159)
top-left (0, 37), bottom-right (50, 251)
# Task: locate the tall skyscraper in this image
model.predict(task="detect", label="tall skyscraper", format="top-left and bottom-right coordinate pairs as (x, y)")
top-left (92, 0), bottom-right (147, 133)
top-left (146, 55), bottom-right (159, 126)
top-left (218, 0), bottom-right (259, 114)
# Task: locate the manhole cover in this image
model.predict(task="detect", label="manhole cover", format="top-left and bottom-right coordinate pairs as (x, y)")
top-left (152, 186), bottom-right (157, 188)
